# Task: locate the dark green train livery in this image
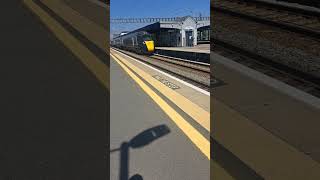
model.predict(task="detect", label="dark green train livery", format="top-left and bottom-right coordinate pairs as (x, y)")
top-left (111, 31), bottom-right (154, 55)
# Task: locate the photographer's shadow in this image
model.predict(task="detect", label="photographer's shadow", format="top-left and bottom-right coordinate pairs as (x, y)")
top-left (110, 124), bottom-right (170, 180)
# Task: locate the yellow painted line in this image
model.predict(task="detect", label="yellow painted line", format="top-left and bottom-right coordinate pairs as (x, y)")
top-left (111, 53), bottom-right (210, 160)
top-left (42, 0), bottom-right (108, 53)
top-left (111, 49), bottom-right (210, 132)
top-left (23, 0), bottom-right (109, 89)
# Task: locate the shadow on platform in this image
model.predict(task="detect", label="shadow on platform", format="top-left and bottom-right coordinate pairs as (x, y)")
top-left (110, 124), bottom-right (170, 180)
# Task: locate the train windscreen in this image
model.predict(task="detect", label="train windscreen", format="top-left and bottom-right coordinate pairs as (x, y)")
top-left (143, 34), bottom-right (152, 41)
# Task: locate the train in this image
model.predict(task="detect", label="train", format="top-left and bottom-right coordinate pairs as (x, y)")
top-left (111, 31), bottom-right (155, 55)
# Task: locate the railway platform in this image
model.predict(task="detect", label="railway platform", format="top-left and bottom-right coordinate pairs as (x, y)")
top-left (156, 44), bottom-right (210, 54)
top-left (155, 44), bottom-right (210, 64)
top-left (8, 0), bottom-right (320, 178)
top-left (212, 52), bottom-right (320, 179)
top-left (27, 0), bottom-right (214, 179)
top-left (110, 49), bottom-right (212, 179)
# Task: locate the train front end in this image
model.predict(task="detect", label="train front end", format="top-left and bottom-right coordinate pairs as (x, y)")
top-left (143, 40), bottom-right (154, 53)
top-left (142, 33), bottom-right (155, 55)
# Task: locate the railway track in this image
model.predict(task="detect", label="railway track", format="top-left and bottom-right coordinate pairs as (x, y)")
top-left (212, 39), bottom-right (320, 98)
top-left (212, 0), bottom-right (320, 39)
top-left (111, 48), bottom-right (211, 91)
top-left (151, 53), bottom-right (210, 73)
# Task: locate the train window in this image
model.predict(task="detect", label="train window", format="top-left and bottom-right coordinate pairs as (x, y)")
top-left (143, 34), bottom-right (152, 41)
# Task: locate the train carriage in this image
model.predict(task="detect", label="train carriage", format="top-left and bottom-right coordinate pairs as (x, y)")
top-left (112, 31), bottom-right (154, 55)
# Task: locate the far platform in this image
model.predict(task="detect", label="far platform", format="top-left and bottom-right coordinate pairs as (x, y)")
top-left (156, 44), bottom-right (210, 54)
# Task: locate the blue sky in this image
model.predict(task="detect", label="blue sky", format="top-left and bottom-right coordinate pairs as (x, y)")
top-left (110, 0), bottom-right (210, 36)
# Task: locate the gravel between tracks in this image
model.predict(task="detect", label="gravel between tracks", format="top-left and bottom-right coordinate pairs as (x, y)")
top-left (212, 12), bottom-right (320, 78)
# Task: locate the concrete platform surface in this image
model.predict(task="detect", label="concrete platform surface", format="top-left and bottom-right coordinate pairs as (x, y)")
top-left (110, 53), bottom-right (210, 180)
top-left (156, 44), bottom-right (210, 54)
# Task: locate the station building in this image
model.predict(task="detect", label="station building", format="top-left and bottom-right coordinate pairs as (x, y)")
top-left (125, 16), bottom-right (210, 47)
top-left (197, 25), bottom-right (210, 44)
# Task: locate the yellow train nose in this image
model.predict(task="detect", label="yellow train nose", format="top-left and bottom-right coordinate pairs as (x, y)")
top-left (144, 41), bottom-right (154, 52)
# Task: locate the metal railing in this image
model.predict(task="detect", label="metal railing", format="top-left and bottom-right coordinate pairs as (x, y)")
top-left (111, 17), bottom-right (210, 23)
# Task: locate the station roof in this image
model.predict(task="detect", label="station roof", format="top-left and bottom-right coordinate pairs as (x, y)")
top-left (130, 16), bottom-right (197, 33)
top-left (117, 16), bottom-right (210, 37)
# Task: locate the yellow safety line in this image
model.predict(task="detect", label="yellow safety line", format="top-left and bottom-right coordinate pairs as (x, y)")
top-left (41, 0), bottom-right (108, 52)
top-left (110, 53), bottom-right (210, 160)
top-left (23, 0), bottom-right (109, 89)
top-left (111, 49), bottom-right (210, 132)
